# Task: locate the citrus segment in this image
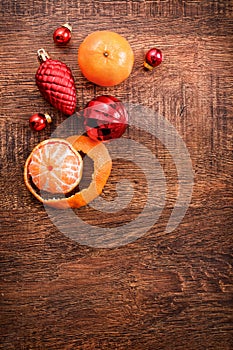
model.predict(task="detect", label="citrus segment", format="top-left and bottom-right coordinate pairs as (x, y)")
top-left (27, 139), bottom-right (83, 194)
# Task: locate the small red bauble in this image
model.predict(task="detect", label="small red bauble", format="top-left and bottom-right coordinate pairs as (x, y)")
top-left (29, 113), bottom-right (52, 131)
top-left (35, 49), bottom-right (76, 115)
top-left (83, 95), bottom-right (128, 141)
top-left (53, 23), bottom-right (72, 45)
top-left (144, 48), bottom-right (163, 71)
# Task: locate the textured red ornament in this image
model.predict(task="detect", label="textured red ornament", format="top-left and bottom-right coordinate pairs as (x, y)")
top-left (29, 113), bottom-right (52, 131)
top-left (83, 95), bottom-right (128, 141)
top-left (144, 48), bottom-right (163, 71)
top-left (35, 49), bottom-right (76, 115)
top-left (53, 23), bottom-right (72, 45)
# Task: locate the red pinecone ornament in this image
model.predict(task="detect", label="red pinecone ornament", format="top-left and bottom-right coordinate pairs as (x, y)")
top-left (83, 95), bottom-right (128, 141)
top-left (35, 49), bottom-right (76, 115)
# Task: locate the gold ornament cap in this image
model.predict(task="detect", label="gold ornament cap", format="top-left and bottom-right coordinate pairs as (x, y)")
top-left (37, 48), bottom-right (50, 63)
top-left (44, 113), bottom-right (52, 124)
top-left (143, 61), bottom-right (154, 71)
top-left (62, 23), bottom-right (72, 33)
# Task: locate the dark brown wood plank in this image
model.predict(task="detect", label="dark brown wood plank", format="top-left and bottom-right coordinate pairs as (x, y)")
top-left (0, 1), bottom-right (232, 349)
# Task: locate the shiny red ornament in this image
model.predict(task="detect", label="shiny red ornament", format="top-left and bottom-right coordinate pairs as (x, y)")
top-left (144, 48), bottom-right (163, 71)
top-left (35, 49), bottom-right (76, 115)
top-left (29, 113), bottom-right (52, 131)
top-left (53, 23), bottom-right (72, 45)
top-left (83, 95), bottom-right (128, 141)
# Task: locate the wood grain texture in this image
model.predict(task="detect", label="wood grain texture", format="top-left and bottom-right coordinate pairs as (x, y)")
top-left (0, 1), bottom-right (232, 349)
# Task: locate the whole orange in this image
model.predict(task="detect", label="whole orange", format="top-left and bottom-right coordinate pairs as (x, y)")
top-left (78, 31), bottom-right (134, 87)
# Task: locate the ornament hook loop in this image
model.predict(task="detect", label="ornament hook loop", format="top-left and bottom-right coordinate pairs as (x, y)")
top-left (37, 48), bottom-right (50, 63)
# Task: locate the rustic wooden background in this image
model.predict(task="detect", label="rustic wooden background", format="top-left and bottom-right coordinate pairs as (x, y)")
top-left (1, 0), bottom-right (232, 349)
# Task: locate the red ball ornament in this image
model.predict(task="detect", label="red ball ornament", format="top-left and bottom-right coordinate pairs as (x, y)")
top-left (29, 113), bottom-right (52, 131)
top-left (144, 48), bottom-right (163, 71)
top-left (35, 49), bottom-right (76, 115)
top-left (53, 23), bottom-right (72, 45)
top-left (83, 95), bottom-right (128, 142)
